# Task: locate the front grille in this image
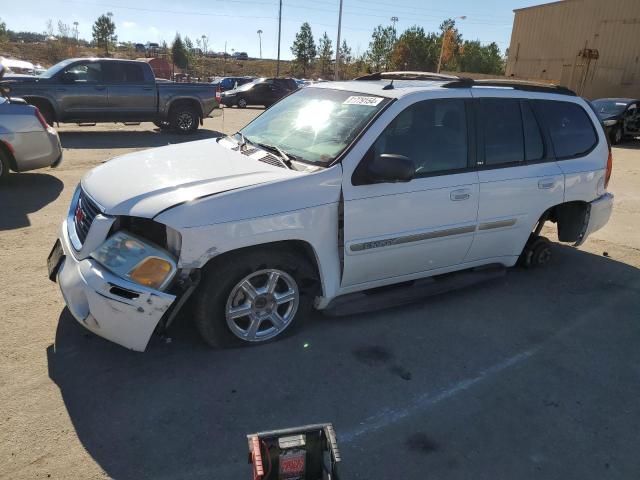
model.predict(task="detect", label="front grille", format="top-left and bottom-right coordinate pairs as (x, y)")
top-left (73, 190), bottom-right (101, 244)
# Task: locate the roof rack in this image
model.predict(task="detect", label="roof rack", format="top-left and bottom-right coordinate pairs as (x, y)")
top-left (443, 77), bottom-right (577, 96)
top-left (355, 71), bottom-right (460, 81)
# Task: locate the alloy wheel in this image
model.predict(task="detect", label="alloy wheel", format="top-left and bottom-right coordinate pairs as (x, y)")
top-left (225, 269), bottom-right (299, 342)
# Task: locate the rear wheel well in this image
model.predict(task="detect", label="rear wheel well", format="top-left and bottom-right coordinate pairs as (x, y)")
top-left (0, 142), bottom-right (18, 171)
top-left (200, 240), bottom-right (323, 294)
top-left (168, 99), bottom-right (202, 123)
top-left (538, 201), bottom-right (590, 243)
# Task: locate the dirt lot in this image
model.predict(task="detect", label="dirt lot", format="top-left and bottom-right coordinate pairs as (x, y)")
top-left (1, 111), bottom-right (639, 480)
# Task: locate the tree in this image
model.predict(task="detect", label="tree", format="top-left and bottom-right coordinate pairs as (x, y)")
top-left (57, 20), bottom-right (71, 43)
top-left (458, 40), bottom-right (504, 74)
top-left (0, 18), bottom-right (7, 43)
top-left (390, 26), bottom-right (439, 71)
top-left (92, 13), bottom-right (116, 55)
top-left (317, 32), bottom-right (333, 76)
top-left (291, 22), bottom-right (316, 76)
top-left (338, 40), bottom-right (352, 65)
top-left (171, 33), bottom-right (189, 69)
top-left (368, 25), bottom-right (395, 71)
top-left (438, 18), bottom-right (463, 71)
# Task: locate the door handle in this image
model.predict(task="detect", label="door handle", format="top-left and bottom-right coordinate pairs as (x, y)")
top-left (450, 189), bottom-right (471, 201)
top-left (538, 178), bottom-right (556, 189)
top-left (95, 86), bottom-right (106, 91)
top-left (56, 88), bottom-right (66, 92)
top-left (142, 86), bottom-right (153, 90)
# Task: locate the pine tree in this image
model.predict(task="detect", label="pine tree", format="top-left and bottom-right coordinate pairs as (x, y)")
top-left (291, 22), bottom-right (317, 76)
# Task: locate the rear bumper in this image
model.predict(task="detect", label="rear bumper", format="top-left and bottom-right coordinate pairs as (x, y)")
top-left (576, 193), bottom-right (614, 246)
top-left (13, 126), bottom-right (62, 172)
top-left (56, 219), bottom-right (176, 351)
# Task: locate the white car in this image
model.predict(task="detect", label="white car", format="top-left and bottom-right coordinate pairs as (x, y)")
top-left (47, 72), bottom-right (614, 351)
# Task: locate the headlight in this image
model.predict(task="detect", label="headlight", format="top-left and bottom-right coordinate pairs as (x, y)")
top-left (603, 119), bottom-right (618, 127)
top-left (91, 231), bottom-right (177, 290)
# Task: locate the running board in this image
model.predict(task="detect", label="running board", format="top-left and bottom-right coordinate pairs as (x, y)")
top-left (324, 265), bottom-right (506, 317)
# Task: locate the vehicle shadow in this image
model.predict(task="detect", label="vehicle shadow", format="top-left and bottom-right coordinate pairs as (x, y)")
top-left (59, 128), bottom-right (224, 150)
top-left (46, 244), bottom-right (640, 480)
top-left (0, 172), bottom-right (64, 230)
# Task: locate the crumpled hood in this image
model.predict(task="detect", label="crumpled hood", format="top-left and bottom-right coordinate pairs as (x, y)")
top-left (82, 138), bottom-right (301, 217)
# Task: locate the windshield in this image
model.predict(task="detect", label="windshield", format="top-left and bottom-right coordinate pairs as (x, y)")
top-left (38, 59), bottom-right (76, 79)
top-left (239, 87), bottom-right (390, 165)
top-left (592, 100), bottom-right (628, 116)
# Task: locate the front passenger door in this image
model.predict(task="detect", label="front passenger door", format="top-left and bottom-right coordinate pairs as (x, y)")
top-left (341, 96), bottom-right (479, 288)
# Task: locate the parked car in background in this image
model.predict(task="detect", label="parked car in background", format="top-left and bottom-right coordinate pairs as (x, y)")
top-left (212, 76), bottom-right (255, 92)
top-left (0, 66), bottom-right (62, 180)
top-left (48, 73), bottom-right (613, 351)
top-left (5, 58), bottom-right (218, 133)
top-left (0, 57), bottom-right (35, 75)
top-left (221, 77), bottom-right (298, 108)
top-left (232, 52), bottom-right (249, 60)
top-left (592, 98), bottom-right (640, 144)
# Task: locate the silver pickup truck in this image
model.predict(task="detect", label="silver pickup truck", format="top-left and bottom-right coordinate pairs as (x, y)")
top-left (5, 58), bottom-right (218, 133)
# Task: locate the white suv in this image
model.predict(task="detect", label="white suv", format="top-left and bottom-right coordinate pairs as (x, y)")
top-left (47, 72), bottom-right (614, 351)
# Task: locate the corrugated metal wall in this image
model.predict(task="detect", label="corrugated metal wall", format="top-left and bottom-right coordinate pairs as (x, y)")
top-left (505, 0), bottom-right (640, 99)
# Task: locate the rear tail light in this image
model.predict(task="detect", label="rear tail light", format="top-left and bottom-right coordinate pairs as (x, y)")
top-left (34, 108), bottom-right (49, 129)
top-left (215, 85), bottom-right (222, 103)
top-left (605, 143), bottom-right (613, 189)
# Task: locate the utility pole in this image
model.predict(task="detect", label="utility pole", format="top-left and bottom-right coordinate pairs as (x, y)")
top-left (334, 0), bottom-right (343, 80)
top-left (224, 40), bottom-right (227, 75)
top-left (73, 21), bottom-right (79, 44)
top-left (276, 0), bottom-right (282, 76)
top-left (257, 29), bottom-right (263, 59)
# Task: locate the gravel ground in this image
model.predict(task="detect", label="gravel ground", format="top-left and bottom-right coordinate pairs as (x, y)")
top-left (1, 112), bottom-right (639, 480)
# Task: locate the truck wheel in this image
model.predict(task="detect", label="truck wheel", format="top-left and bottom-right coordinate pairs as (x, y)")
top-left (0, 150), bottom-right (10, 181)
top-left (237, 98), bottom-right (247, 108)
top-left (194, 249), bottom-right (317, 348)
top-left (170, 104), bottom-right (199, 134)
top-left (611, 125), bottom-right (623, 145)
top-left (31, 101), bottom-right (54, 126)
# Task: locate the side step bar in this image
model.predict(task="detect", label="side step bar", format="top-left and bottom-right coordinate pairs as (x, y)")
top-left (324, 265), bottom-right (506, 317)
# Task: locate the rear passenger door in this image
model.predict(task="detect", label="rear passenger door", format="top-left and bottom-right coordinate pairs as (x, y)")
top-left (103, 62), bottom-right (157, 120)
top-left (464, 94), bottom-right (564, 264)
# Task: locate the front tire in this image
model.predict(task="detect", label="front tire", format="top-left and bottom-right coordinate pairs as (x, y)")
top-left (237, 98), bottom-right (248, 109)
top-left (194, 249), bottom-right (317, 348)
top-left (169, 104), bottom-right (199, 134)
top-left (0, 149), bottom-right (11, 181)
top-left (611, 125), bottom-right (623, 145)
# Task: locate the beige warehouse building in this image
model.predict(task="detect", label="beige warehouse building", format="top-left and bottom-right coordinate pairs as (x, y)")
top-left (505, 0), bottom-right (640, 99)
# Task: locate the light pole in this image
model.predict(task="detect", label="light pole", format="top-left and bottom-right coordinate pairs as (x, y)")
top-left (276, 0), bottom-right (282, 76)
top-left (73, 21), bottom-right (79, 44)
top-left (334, 0), bottom-right (343, 80)
top-left (201, 35), bottom-right (208, 55)
top-left (257, 29), bottom-right (263, 59)
top-left (390, 16), bottom-right (398, 38)
top-left (437, 15), bottom-right (466, 73)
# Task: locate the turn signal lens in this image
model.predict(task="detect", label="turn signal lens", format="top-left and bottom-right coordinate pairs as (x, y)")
top-left (129, 257), bottom-right (172, 289)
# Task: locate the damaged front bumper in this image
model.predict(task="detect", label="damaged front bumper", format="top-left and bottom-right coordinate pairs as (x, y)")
top-left (55, 220), bottom-right (176, 351)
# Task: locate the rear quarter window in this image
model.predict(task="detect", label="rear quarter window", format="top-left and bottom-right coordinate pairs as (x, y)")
top-left (534, 101), bottom-right (598, 159)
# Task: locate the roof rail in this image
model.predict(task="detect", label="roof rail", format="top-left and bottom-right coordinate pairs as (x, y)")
top-left (355, 71), bottom-right (460, 81)
top-left (444, 78), bottom-right (577, 96)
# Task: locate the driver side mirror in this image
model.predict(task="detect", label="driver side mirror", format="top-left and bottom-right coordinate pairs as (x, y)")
top-left (366, 153), bottom-right (415, 183)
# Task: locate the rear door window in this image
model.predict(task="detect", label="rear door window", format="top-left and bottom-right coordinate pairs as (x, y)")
top-left (479, 98), bottom-right (524, 166)
top-left (533, 101), bottom-right (597, 159)
top-left (123, 64), bottom-right (146, 83)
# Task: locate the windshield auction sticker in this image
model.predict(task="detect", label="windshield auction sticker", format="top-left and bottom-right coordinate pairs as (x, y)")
top-left (343, 96), bottom-right (384, 106)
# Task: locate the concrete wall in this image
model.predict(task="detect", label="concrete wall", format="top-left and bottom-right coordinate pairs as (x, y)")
top-left (506, 0), bottom-right (640, 99)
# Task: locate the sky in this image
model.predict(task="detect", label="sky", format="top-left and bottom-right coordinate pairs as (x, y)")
top-left (3, 0), bottom-right (549, 60)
